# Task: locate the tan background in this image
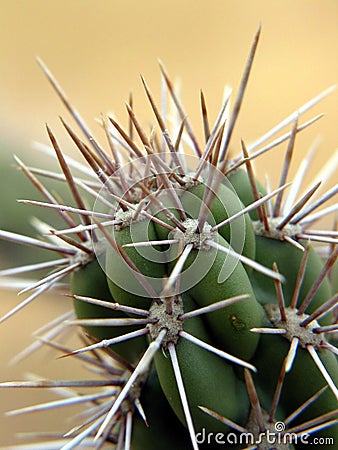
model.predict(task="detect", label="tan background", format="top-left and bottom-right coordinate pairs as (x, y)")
top-left (0, 0), bottom-right (337, 446)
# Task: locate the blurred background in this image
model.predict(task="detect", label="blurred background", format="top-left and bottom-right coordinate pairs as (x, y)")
top-left (0, 0), bottom-right (337, 445)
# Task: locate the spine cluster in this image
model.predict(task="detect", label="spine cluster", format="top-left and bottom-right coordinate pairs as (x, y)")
top-left (0, 27), bottom-right (337, 450)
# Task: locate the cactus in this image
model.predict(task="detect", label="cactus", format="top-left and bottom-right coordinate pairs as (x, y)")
top-left (0, 26), bottom-right (337, 449)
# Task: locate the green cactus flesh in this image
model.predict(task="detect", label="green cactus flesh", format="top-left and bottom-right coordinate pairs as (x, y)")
top-left (1, 29), bottom-right (337, 450)
top-left (71, 258), bottom-right (147, 362)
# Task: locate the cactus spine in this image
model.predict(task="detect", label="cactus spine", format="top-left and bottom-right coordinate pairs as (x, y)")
top-left (0, 26), bottom-right (337, 450)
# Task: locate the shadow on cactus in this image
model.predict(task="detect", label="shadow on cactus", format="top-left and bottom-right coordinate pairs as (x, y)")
top-left (0, 25), bottom-right (337, 449)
